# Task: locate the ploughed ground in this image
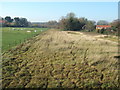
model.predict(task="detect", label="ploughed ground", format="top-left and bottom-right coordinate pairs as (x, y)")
top-left (2, 29), bottom-right (119, 88)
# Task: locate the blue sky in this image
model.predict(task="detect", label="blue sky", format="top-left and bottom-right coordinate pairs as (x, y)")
top-left (0, 2), bottom-right (118, 22)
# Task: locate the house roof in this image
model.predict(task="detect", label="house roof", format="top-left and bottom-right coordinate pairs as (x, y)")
top-left (0, 20), bottom-right (6, 23)
top-left (96, 25), bottom-right (111, 28)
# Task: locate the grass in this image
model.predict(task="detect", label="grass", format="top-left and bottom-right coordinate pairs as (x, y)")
top-left (100, 35), bottom-right (119, 42)
top-left (2, 27), bottom-right (48, 52)
top-left (2, 29), bottom-right (119, 88)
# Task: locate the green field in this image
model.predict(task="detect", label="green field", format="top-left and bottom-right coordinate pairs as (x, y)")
top-left (2, 27), bottom-right (48, 52)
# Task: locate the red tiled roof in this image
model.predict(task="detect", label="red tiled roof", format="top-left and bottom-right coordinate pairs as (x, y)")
top-left (96, 25), bottom-right (111, 28)
top-left (0, 20), bottom-right (6, 23)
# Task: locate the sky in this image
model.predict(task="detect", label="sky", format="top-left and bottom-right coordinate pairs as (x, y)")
top-left (0, 2), bottom-right (118, 22)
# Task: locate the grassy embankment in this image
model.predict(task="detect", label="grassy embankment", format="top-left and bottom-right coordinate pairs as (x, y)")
top-left (2, 29), bottom-right (119, 88)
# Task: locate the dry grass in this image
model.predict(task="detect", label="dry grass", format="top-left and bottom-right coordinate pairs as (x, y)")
top-left (2, 29), bottom-right (119, 88)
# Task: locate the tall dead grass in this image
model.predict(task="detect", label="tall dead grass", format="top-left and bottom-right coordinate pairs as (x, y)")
top-left (2, 29), bottom-right (119, 88)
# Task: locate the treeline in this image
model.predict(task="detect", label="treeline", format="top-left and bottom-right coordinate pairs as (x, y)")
top-left (31, 21), bottom-right (59, 28)
top-left (59, 13), bottom-right (95, 31)
top-left (1, 13), bottom-right (120, 34)
top-left (1, 16), bottom-right (30, 27)
top-left (31, 13), bottom-right (97, 31)
top-left (0, 16), bottom-right (59, 28)
top-left (59, 13), bottom-right (120, 36)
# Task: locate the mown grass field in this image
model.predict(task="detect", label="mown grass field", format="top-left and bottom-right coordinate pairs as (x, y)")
top-left (2, 27), bottom-right (48, 52)
top-left (2, 29), bottom-right (119, 88)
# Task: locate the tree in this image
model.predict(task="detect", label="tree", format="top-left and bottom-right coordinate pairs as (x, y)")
top-left (47, 20), bottom-right (59, 28)
top-left (59, 17), bottom-right (67, 30)
top-left (110, 19), bottom-right (120, 35)
top-left (19, 18), bottom-right (29, 27)
top-left (79, 17), bottom-right (88, 30)
top-left (14, 17), bottom-right (20, 27)
top-left (111, 19), bottom-right (120, 31)
top-left (85, 20), bottom-right (96, 31)
top-left (14, 17), bottom-right (29, 27)
top-left (65, 12), bottom-right (77, 30)
top-left (66, 12), bottom-right (75, 18)
top-left (5, 16), bottom-right (13, 26)
top-left (100, 28), bottom-right (105, 34)
top-left (5, 16), bottom-right (13, 23)
top-left (97, 20), bottom-right (109, 25)
top-left (59, 12), bottom-right (82, 31)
